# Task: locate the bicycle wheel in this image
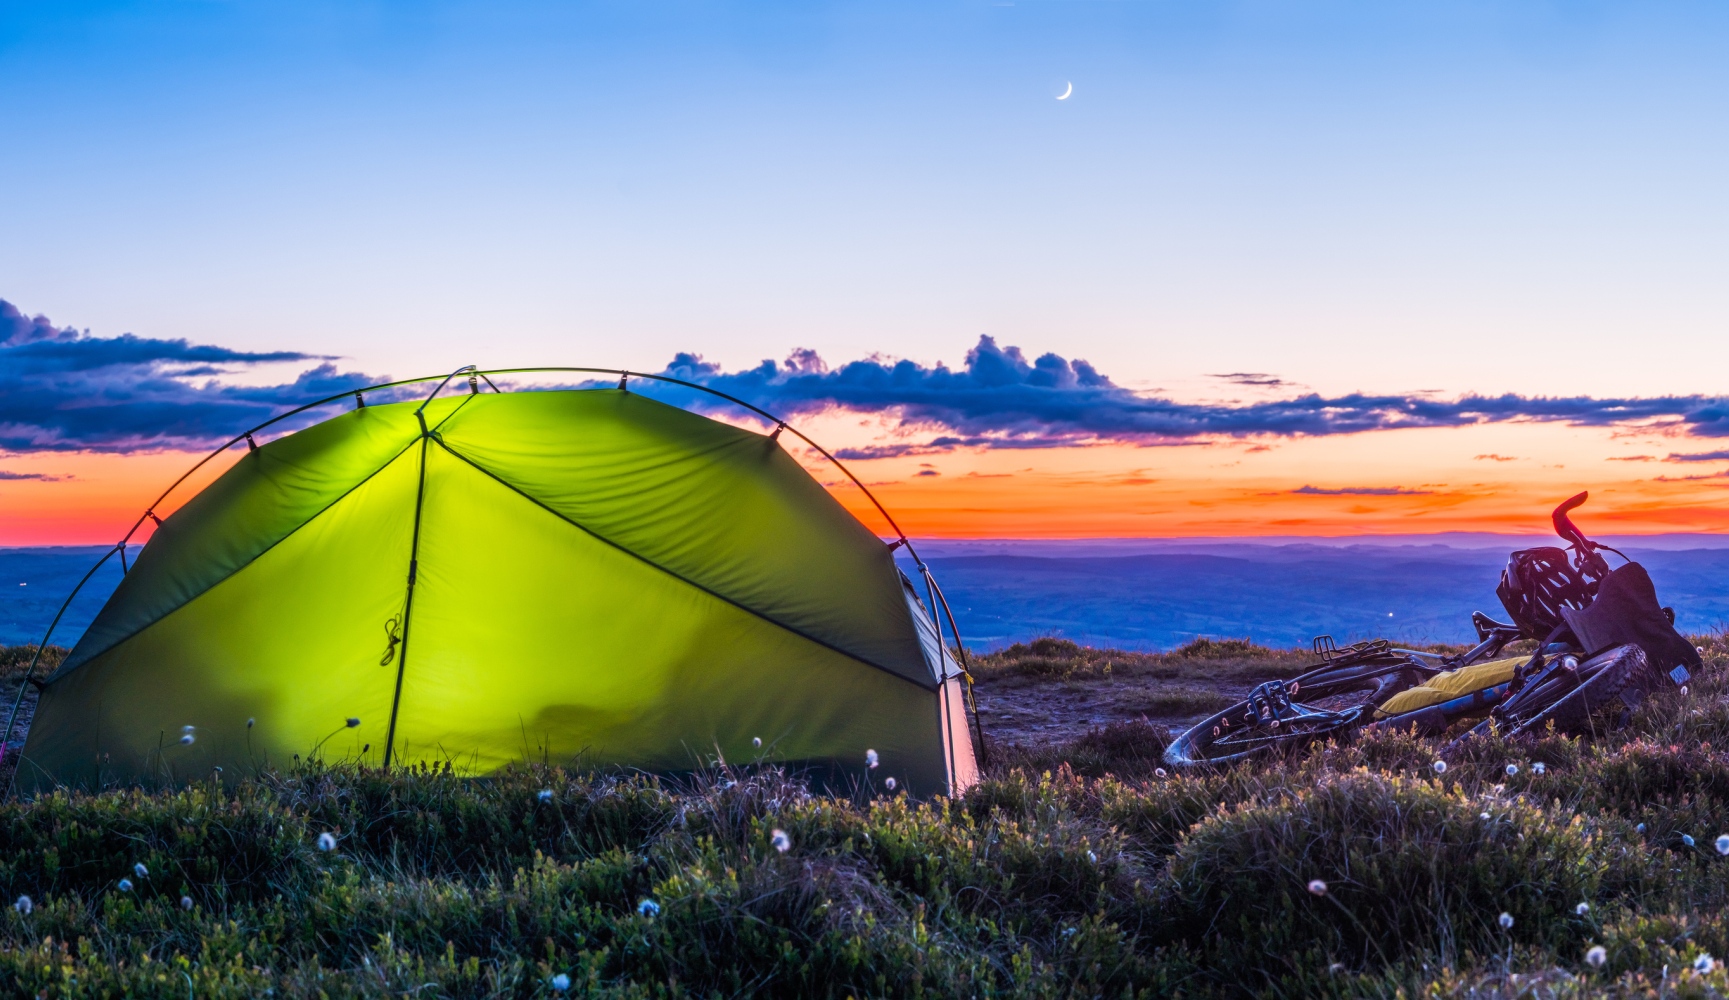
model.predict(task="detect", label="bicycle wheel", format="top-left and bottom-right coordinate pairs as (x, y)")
top-left (1502, 643), bottom-right (1659, 740)
top-left (1165, 660), bottom-right (1424, 767)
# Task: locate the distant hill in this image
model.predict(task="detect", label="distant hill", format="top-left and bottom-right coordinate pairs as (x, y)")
top-left (900, 541), bottom-right (1729, 650)
top-left (7, 539), bottom-right (1727, 653)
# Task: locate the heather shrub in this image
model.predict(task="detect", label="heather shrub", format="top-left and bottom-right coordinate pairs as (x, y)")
top-left (1162, 770), bottom-right (1610, 966)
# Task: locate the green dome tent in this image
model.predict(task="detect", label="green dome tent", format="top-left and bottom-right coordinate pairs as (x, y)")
top-left (12, 371), bottom-right (981, 797)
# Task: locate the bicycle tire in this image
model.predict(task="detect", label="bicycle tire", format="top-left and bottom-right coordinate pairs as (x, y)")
top-left (1165, 662), bottom-right (1424, 768)
top-left (1502, 643), bottom-right (1657, 740)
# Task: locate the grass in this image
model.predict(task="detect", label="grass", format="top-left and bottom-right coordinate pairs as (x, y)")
top-left (2, 635), bottom-right (1729, 996)
top-left (0, 645), bottom-right (62, 682)
top-left (972, 635), bottom-right (1314, 685)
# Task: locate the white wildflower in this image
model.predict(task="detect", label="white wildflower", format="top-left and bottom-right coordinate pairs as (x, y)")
top-left (866, 749), bottom-right (879, 769)
top-left (12, 896), bottom-right (30, 915)
top-left (1696, 954), bottom-right (1716, 974)
top-left (752, 737), bottom-right (762, 748)
top-left (551, 973), bottom-right (571, 991)
top-left (1637, 823), bottom-right (1647, 833)
top-left (316, 832), bottom-right (338, 852)
top-left (1433, 760), bottom-right (1447, 774)
top-left (180, 896), bottom-right (193, 911)
top-left (1086, 850), bottom-right (1097, 864)
top-left (134, 863), bottom-right (148, 879)
top-left (1499, 912), bottom-right (1514, 929)
top-left (770, 828), bottom-right (791, 853)
top-left (1586, 945), bottom-right (1607, 968)
top-left (637, 898), bottom-right (660, 918)
top-left (1577, 902), bottom-right (1591, 915)
top-left (1506, 763), bottom-right (1519, 776)
top-left (179, 734), bottom-right (195, 745)
top-left (1716, 834), bottom-right (1729, 855)
top-left (1684, 834), bottom-right (1697, 847)
top-left (117, 879), bottom-right (133, 893)
top-left (1533, 762), bottom-right (1547, 775)
top-left (885, 777), bottom-right (897, 791)
top-left (537, 789), bottom-right (553, 803)
top-left (1155, 767), bottom-right (1168, 779)
top-left (1480, 812), bottom-right (1492, 821)
top-left (1307, 879), bottom-right (1328, 896)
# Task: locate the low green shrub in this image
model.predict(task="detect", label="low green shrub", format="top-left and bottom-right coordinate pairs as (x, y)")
top-left (1161, 770), bottom-right (1611, 967)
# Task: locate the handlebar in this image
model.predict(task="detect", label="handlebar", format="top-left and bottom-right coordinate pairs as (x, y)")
top-left (1552, 491), bottom-right (1593, 553)
top-left (1550, 490), bottom-right (1620, 581)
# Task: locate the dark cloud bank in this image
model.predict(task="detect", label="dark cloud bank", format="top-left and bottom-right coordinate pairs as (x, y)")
top-left (645, 338), bottom-right (1729, 458)
top-left (0, 299), bottom-right (379, 453)
top-left (6, 297), bottom-right (1729, 457)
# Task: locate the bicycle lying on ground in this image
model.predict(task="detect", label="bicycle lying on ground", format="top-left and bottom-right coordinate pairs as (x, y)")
top-left (1165, 493), bottom-right (1701, 768)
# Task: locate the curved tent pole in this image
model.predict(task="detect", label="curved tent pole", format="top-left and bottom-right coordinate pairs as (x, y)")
top-left (913, 561), bottom-right (989, 769)
top-left (2, 544), bottom-right (124, 780)
top-left (381, 367), bottom-right (471, 766)
top-left (10, 365), bottom-right (989, 777)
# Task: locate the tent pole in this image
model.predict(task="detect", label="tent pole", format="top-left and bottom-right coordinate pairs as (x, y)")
top-left (924, 569), bottom-right (989, 769)
top-left (382, 414), bottom-right (433, 768)
top-left (2, 544), bottom-right (123, 796)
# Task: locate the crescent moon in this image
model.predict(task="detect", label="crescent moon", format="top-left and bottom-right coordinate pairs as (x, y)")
top-left (1056, 81), bottom-right (1073, 100)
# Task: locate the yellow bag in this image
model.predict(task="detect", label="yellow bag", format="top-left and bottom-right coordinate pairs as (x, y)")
top-left (1374, 656), bottom-right (1523, 718)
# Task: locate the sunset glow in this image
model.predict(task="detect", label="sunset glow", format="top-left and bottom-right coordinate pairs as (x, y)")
top-left (9, 413), bottom-right (1727, 547)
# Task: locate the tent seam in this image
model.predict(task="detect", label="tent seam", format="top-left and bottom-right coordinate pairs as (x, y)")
top-left (431, 436), bottom-right (939, 693)
top-left (45, 436), bottom-right (423, 684)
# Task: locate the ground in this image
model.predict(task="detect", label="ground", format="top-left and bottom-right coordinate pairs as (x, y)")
top-left (0, 636), bottom-right (1728, 997)
top-left (968, 634), bottom-right (1492, 752)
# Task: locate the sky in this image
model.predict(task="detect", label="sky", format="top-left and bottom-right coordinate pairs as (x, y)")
top-left (3, 0), bottom-right (1729, 543)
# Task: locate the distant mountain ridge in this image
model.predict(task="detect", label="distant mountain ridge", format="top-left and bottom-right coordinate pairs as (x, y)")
top-left (7, 538), bottom-right (1728, 653)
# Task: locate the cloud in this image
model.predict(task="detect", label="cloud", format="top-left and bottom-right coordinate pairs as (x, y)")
top-left (0, 299), bottom-right (387, 453)
top-left (14, 299), bottom-right (1729, 463)
top-left (1474, 454), bottom-right (1518, 462)
top-left (633, 336), bottom-right (1729, 453)
top-left (1666, 450), bottom-right (1729, 463)
top-left (1290, 485), bottom-right (1434, 496)
top-left (0, 470), bottom-right (65, 481)
top-left (1209, 372), bottom-right (1292, 388)
top-left (1607, 455), bottom-right (1656, 462)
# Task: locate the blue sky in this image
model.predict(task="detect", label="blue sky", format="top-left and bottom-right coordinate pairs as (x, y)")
top-left (5, 0), bottom-right (1727, 401)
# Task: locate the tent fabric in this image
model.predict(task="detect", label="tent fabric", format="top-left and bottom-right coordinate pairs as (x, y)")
top-left (18, 389), bottom-right (977, 797)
